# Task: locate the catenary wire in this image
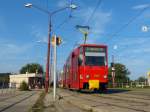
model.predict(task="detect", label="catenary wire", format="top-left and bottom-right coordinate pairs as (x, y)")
top-left (85, 0), bottom-right (102, 25)
top-left (54, 0), bottom-right (74, 32)
top-left (104, 6), bottom-right (150, 43)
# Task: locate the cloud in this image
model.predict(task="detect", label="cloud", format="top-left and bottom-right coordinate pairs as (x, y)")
top-left (81, 8), bottom-right (112, 34)
top-left (117, 37), bottom-right (148, 46)
top-left (113, 37), bottom-right (150, 57)
top-left (113, 48), bottom-right (150, 79)
top-left (57, 0), bottom-right (68, 8)
top-left (110, 36), bottom-right (150, 79)
top-left (0, 43), bottom-right (34, 58)
top-left (120, 57), bottom-right (149, 79)
top-left (132, 4), bottom-right (150, 10)
top-left (31, 25), bottom-right (46, 37)
top-left (131, 4), bottom-right (150, 21)
top-left (0, 40), bottom-right (40, 73)
top-left (31, 25), bottom-right (47, 43)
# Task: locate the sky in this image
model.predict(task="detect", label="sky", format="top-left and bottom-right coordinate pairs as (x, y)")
top-left (0, 0), bottom-right (150, 80)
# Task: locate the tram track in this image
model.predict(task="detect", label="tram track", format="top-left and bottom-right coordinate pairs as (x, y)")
top-left (81, 95), bottom-right (149, 112)
top-left (120, 92), bottom-right (150, 97)
top-left (0, 92), bottom-right (26, 103)
top-left (0, 91), bottom-right (37, 112)
top-left (106, 93), bottom-right (150, 101)
top-left (92, 94), bottom-right (150, 104)
top-left (58, 89), bottom-right (150, 112)
top-left (92, 94), bottom-right (149, 107)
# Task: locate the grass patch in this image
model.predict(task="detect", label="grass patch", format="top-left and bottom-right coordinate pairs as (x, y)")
top-left (29, 91), bottom-right (45, 112)
top-left (19, 81), bottom-right (29, 91)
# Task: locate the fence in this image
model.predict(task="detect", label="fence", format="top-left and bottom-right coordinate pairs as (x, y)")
top-left (108, 81), bottom-right (149, 88)
top-left (0, 82), bottom-right (16, 95)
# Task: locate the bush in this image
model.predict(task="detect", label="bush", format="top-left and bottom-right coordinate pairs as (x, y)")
top-left (19, 81), bottom-right (29, 91)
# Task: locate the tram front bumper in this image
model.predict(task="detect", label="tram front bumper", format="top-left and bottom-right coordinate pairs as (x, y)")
top-left (89, 80), bottom-right (99, 89)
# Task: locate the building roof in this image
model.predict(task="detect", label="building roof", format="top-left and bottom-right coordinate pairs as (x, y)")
top-left (9, 73), bottom-right (43, 78)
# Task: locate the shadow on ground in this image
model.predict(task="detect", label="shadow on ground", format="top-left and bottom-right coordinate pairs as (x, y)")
top-left (106, 88), bottom-right (130, 94)
top-left (76, 88), bottom-right (130, 94)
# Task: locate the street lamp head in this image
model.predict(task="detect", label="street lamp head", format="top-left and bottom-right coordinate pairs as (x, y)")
top-left (69, 4), bottom-right (78, 9)
top-left (24, 3), bottom-right (32, 8)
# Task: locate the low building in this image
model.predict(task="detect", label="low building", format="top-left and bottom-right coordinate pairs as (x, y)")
top-left (148, 72), bottom-right (150, 86)
top-left (9, 73), bottom-right (44, 89)
top-left (0, 73), bottom-right (10, 88)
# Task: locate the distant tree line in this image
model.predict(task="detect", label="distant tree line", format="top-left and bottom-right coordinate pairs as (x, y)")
top-left (108, 63), bottom-right (130, 83)
top-left (20, 63), bottom-right (44, 74)
top-left (0, 73), bottom-right (10, 88)
top-left (135, 76), bottom-right (147, 82)
top-left (108, 63), bottom-right (149, 88)
top-left (0, 73), bottom-right (10, 82)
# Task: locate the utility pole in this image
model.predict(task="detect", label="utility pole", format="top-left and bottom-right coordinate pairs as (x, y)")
top-left (53, 35), bottom-right (57, 101)
top-left (45, 18), bottom-right (51, 93)
top-left (111, 55), bottom-right (115, 88)
top-left (51, 35), bottom-right (62, 101)
top-left (24, 3), bottom-right (77, 93)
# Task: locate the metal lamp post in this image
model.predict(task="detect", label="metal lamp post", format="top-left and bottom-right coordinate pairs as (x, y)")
top-left (25, 3), bottom-right (77, 93)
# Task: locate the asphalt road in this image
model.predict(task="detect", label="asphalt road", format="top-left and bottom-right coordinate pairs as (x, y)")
top-left (0, 90), bottom-right (41, 112)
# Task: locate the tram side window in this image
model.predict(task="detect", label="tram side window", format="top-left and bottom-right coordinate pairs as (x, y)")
top-left (78, 54), bottom-right (83, 66)
top-left (78, 47), bottom-right (83, 66)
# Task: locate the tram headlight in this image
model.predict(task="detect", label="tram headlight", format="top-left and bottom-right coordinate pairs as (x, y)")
top-left (86, 74), bottom-right (90, 79)
top-left (104, 75), bottom-right (107, 79)
top-left (80, 74), bottom-right (83, 79)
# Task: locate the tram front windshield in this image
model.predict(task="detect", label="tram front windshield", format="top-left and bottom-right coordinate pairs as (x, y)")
top-left (85, 47), bottom-right (106, 66)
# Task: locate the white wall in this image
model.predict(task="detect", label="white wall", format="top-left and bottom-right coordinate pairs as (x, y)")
top-left (148, 73), bottom-right (150, 86)
top-left (9, 73), bottom-right (42, 88)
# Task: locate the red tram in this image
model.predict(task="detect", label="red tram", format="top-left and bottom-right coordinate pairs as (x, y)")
top-left (62, 44), bottom-right (108, 91)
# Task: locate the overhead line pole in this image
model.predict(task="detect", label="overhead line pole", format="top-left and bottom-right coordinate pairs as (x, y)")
top-left (45, 15), bottom-right (51, 93)
top-left (25, 3), bottom-right (77, 93)
top-left (53, 35), bottom-right (57, 101)
top-left (111, 55), bottom-right (115, 88)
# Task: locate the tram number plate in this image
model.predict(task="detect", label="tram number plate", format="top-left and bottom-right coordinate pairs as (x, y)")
top-left (89, 80), bottom-right (99, 89)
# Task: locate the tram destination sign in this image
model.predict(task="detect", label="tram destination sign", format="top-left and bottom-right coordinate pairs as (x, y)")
top-left (85, 47), bottom-right (105, 52)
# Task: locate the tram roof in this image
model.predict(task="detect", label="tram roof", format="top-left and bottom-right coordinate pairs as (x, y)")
top-left (79, 44), bottom-right (107, 48)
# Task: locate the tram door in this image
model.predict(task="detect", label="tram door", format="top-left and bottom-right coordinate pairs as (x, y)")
top-left (72, 52), bottom-right (79, 89)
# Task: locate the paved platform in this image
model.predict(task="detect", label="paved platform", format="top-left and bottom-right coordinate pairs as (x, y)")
top-left (44, 90), bottom-right (86, 112)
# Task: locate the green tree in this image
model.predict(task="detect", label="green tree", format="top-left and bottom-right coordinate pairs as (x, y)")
top-left (137, 76), bottom-right (147, 82)
top-left (19, 81), bottom-right (29, 91)
top-left (0, 73), bottom-right (10, 82)
top-left (20, 63), bottom-right (44, 74)
top-left (108, 63), bottom-right (130, 83)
